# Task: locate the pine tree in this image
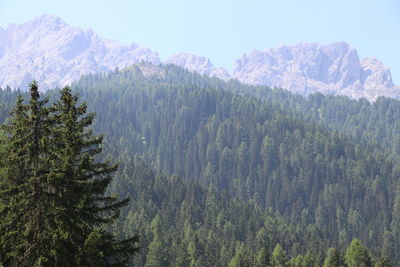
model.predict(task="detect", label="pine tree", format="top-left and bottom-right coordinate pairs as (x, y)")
top-left (229, 243), bottom-right (254, 267)
top-left (255, 247), bottom-right (270, 267)
top-left (0, 96), bottom-right (28, 264)
top-left (390, 186), bottom-right (400, 258)
top-left (345, 239), bottom-right (373, 267)
top-left (323, 248), bottom-right (345, 267)
top-left (0, 83), bottom-right (138, 266)
top-left (270, 244), bottom-right (288, 267)
top-left (0, 81), bottom-right (54, 265)
top-left (51, 86), bottom-right (138, 266)
top-left (144, 215), bottom-right (169, 267)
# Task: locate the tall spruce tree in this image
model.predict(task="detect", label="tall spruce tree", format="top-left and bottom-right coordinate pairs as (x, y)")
top-left (0, 83), bottom-right (138, 266)
top-left (323, 248), bottom-right (345, 267)
top-left (345, 239), bottom-right (373, 267)
top-left (52, 86), bottom-right (138, 266)
top-left (144, 215), bottom-right (169, 267)
top-left (0, 95), bottom-right (30, 264)
top-left (0, 81), bottom-right (54, 266)
top-left (269, 244), bottom-right (289, 267)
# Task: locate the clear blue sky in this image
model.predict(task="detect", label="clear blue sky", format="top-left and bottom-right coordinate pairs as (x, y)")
top-left (1, 0), bottom-right (399, 83)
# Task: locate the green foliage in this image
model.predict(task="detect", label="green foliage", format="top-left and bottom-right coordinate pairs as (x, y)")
top-left (144, 216), bottom-right (169, 267)
top-left (270, 244), bottom-right (289, 267)
top-left (0, 83), bottom-right (137, 266)
top-left (0, 82), bottom-right (54, 265)
top-left (374, 257), bottom-right (393, 267)
top-left (345, 239), bottom-right (373, 267)
top-left (1, 64), bottom-right (400, 265)
top-left (67, 64), bottom-right (400, 261)
top-left (229, 243), bottom-right (254, 267)
top-left (323, 248), bottom-right (345, 267)
top-left (289, 252), bottom-right (317, 267)
top-left (256, 247), bottom-right (270, 267)
top-left (113, 155), bottom-right (317, 266)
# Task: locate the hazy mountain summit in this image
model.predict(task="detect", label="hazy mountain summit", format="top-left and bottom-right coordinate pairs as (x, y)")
top-left (232, 42), bottom-right (399, 100)
top-left (166, 52), bottom-right (231, 81)
top-left (0, 14), bottom-right (160, 90)
top-left (0, 14), bottom-right (398, 100)
top-left (163, 43), bottom-right (399, 100)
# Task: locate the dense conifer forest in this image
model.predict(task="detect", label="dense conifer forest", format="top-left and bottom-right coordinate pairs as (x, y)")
top-left (1, 64), bottom-right (400, 266)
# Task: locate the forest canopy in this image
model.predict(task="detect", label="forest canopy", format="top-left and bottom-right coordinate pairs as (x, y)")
top-left (1, 64), bottom-right (399, 266)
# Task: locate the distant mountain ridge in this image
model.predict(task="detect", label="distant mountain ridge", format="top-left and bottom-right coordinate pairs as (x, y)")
top-left (232, 42), bottom-right (399, 100)
top-left (0, 14), bottom-right (399, 100)
top-left (168, 42), bottom-right (399, 100)
top-left (165, 52), bottom-right (231, 81)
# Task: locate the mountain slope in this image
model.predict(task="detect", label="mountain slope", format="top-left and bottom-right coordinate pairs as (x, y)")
top-left (1, 64), bottom-right (400, 262)
top-left (71, 64), bottom-right (400, 259)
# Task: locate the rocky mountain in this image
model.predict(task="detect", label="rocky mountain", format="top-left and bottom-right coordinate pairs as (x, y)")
top-left (163, 43), bottom-right (399, 100)
top-left (165, 53), bottom-right (231, 80)
top-left (0, 15), bottom-right (398, 100)
top-left (232, 42), bottom-right (399, 100)
top-left (0, 14), bottom-right (160, 90)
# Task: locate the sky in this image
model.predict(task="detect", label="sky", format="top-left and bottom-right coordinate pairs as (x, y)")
top-left (0, 0), bottom-right (399, 83)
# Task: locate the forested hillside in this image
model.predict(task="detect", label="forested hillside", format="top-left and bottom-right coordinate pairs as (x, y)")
top-left (112, 156), bottom-right (387, 266)
top-left (1, 64), bottom-right (400, 265)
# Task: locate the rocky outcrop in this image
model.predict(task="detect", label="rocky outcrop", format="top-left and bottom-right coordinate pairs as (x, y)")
top-left (165, 53), bottom-right (231, 81)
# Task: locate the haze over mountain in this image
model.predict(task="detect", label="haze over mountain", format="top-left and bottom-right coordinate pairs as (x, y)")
top-left (0, 14), bottom-right (398, 100)
top-left (0, 14), bottom-right (160, 89)
top-left (232, 42), bottom-right (399, 100)
top-left (170, 43), bottom-right (399, 100)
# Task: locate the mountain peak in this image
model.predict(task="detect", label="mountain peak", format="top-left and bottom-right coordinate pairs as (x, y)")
top-left (361, 57), bottom-right (393, 88)
top-left (5, 14), bottom-right (66, 33)
top-left (166, 53), bottom-right (214, 75)
top-left (232, 42), bottom-right (398, 100)
top-left (165, 53), bottom-right (231, 80)
top-left (30, 14), bottom-right (65, 26)
top-left (0, 14), bottom-right (160, 90)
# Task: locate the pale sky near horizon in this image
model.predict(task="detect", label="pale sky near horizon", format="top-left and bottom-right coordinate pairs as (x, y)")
top-left (0, 0), bottom-right (399, 83)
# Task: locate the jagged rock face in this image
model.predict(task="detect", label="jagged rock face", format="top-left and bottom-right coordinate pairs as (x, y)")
top-left (0, 14), bottom-right (160, 90)
top-left (232, 42), bottom-right (399, 100)
top-left (165, 53), bottom-right (231, 81)
top-left (361, 57), bottom-right (393, 88)
top-left (166, 53), bottom-right (214, 75)
top-left (165, 43), bottom-right (399, 101)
